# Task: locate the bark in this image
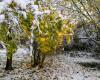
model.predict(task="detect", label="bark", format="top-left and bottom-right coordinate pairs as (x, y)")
top-left (39, 54), bottom-right (45, 68)
top-left (32, 40), bottom-right (40, 67)
top-left (32, 50), bottom-right (40, 67)
top-left (5, 57), bottom-right (13, 70)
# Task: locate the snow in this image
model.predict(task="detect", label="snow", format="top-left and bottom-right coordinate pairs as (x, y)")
top-left (3, 0), bottom-right (12, 4)
top-left (44, 10), bottom-right (51, 14)
top-left (0, 49), bottom-right (100, 80)
top-left (13, 48), bottom-right (30, 61)
top-left (0, 51), bottom-right (100, 80)
top-left (2, 0), bottom-right (31, 10)
top-left (14, 0), bottom-right (29, 9)
top-left (34, 11), bottom-right (43, 19)
top-left (31, 5), bottom-right (38, 11)
top-left (34, 11), bottom-right (44, 15)
top-left (71, 72), bottom-right (84, 80)
top-left (19, 11), bottom-right (27, 19)
top-left (59, 13), bottom-right (63, 18)
top-left (0, 2), bottom-right (6, 13)
top-left (0, 49), bottom-right (6, 54)
top-left (42, 0), bottom-right (45, 2)
top-left (1, 0), bottom-right (51, 21)
top-left (34, 10), bottom-right (51, 19)
top-left (0, 49), bottom-right (6, 61)
top-left (0, 14), bottom-right (5, 23)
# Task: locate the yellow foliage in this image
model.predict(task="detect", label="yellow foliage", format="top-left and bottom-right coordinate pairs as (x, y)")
top-left (36, 36), bottom-right (52, 54)
top-left (34, 12), bottom-right (75, 55)
top-left (66, 35), bottom-right (71, 44)
top-left (40, 46), bottom-right (51, 54)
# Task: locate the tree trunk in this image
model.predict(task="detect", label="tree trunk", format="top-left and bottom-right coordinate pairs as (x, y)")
top-left (39, 54), bottom-right (45, 68)
top-left (5, 56), bottom-right (13, 70)
top-left (32, 50), bottom-right (41, 67)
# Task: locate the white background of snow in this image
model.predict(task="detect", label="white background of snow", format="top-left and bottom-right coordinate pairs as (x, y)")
top-left (0, 49), bottom-right (6, 61)
top-left (31, 5), bottom-right (38, 11)
top-left (0, 49), bottom-right (100, 80)
top-left (14, 0), bottom-right (29, 9)
top-left (0, 14), bottom-right (5, 23)
top-left (13, 48), bottom-right (30, 61)
top-left (0, 2), bottom-right (6, 13)
top-left (3, 0), bottom-right (12, 4)
top-left (0, 47), bottom-right (30, 61)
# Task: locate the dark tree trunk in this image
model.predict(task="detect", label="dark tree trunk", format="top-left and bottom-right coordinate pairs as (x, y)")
top-left (32, 40), bottom-right (41, 67)
top-left (39, 54), bottom-right (45, 68)
top-left (5, 57), bottom-right (13, 70)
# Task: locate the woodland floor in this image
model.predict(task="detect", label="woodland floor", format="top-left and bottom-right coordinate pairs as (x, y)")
top-left (0, 48), bottom-right (100, 80)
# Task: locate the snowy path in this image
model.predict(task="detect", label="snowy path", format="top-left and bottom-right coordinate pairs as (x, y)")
top-left (0, 49), bottom-right (100, 80)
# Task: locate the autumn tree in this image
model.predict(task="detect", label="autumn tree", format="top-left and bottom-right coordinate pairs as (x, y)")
top-left (0, 0), bottom-right (75, 70)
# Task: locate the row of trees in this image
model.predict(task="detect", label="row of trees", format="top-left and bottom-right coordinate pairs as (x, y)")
top-left (0, 0), bottom-right (74, 70)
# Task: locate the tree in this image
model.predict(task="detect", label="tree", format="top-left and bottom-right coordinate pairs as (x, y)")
top-left (53, 0), bottom-right (100, 51)
top-left (33, 11), bottom-right (75, 67)
top-left (0, 0), bottom-right (33, 70)
top-left (0, 0), bottom-right (75, 70)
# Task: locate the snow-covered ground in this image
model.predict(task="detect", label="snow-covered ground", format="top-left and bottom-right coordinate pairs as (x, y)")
top-left (0, 49), bottom-right (100, 80)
